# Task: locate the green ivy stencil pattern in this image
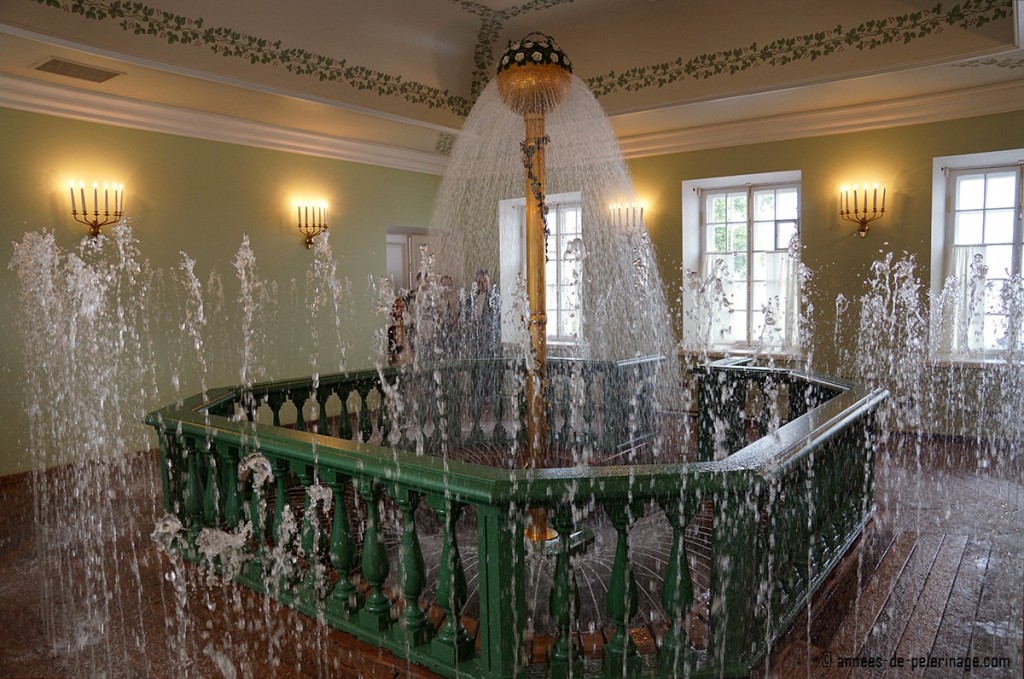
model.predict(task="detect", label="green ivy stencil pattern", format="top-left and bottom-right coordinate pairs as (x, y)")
top-left (586, 0), bottom-right (1012, 96)
top-left (33, 0), bottom-right (473, 115)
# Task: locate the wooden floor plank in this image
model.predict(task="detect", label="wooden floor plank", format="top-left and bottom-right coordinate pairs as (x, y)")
top-left (821, 531), bottom-right (919, 679)
top-left (965, 535), bottom-right (1024, 678)
top-left (855, 531), bottom-right (943, 673)
top-left (807, 523), bottom-right (898, 648)
top-left (880, 533), bottom-right (969, 678)
top-left (922, 538), bottom-right (992, 679)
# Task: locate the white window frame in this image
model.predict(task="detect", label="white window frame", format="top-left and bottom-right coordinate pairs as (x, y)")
top-left (499, 191), bottom-right (583, 345)
top-left (681, 171), bottom-right (802, 353)
top-left (931, 150), bottom-right (1024, 358)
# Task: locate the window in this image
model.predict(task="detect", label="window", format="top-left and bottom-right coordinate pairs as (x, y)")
top-left (681, 172), bottom-right (801, 352)
top-left (545, 200), bottom-right (583, 341)
top-left (938, 163), bottom-right (1024, 354)
top-left (499, 192), bottom-right (583, 343)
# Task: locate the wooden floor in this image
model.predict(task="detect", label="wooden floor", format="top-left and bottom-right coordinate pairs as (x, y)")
top-left (0, 437), bottom-right (1020, 678)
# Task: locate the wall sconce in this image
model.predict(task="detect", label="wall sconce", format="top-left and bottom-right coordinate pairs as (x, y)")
top-left (297, 203), bottom-right (328, 249)
top-left (608, 201), bottom-right (644, 227)
top-left (70, 180), bottom-right (125, 238)
top-left (839, 183), bottom-right (885, 237)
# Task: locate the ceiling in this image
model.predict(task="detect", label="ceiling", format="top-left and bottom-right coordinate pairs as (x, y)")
top-left (1, 0), bottom-right (1024, 173)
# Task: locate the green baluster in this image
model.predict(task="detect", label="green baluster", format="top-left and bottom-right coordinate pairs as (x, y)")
top-left (293, 463), bottom-right (316, 559)
top-left (202, 445), bottom-right (219, 528)
top-left (659, 495), bottom-right (695, 675)
top-left (245, 456), bottom-right (272, 585)
top-left (356, 479), bottom-right (393, 631)
top-left (326, 473), bottom-right (361, 621)
top-left (475, 503), bottom-right (527, 677)
top-left (429, 495), bottom-right (473, 663)
top-left (182, 438), bottom-right (202, 526)
top-left (294, 463), bottom-right (327, 608)
top-left (220, 443), bottom-right (242, 530)
top-left (604, 502), bottom-right (641, 679)
top-left (548, 506), bottom-right (583, 679)
top-left (157, 431), bottom-right (174, 515)
top-left (268, 394), bottom-right (284, 427)
top-left (272, 457), bottom-right (291, 545)
top-left (393, 486), bottom-right (431, 647)
top-left (492, 366), bottom-right (507, 445)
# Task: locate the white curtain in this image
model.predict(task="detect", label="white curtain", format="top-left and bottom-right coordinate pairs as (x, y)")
top-left (939, 245), bottom-right (989, 355)
top-left (695, 249), bottom-right (800, 351)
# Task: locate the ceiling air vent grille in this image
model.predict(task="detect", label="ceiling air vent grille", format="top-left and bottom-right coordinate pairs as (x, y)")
top-left (34, 58), bottom-right (122, 83)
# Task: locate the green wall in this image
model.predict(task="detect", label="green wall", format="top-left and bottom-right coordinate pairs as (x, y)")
top-left (628, 109), bottom-right (1024, 374)
top-left (0, 107), bottom-right (441, 476)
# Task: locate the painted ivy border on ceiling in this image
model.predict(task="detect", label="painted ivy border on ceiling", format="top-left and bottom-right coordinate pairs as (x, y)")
top-left (29, 0), bottom-right (1014, 118)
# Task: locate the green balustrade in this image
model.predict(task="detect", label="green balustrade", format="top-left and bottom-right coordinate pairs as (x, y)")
top-left (147, 357), bottom-right (886, 679)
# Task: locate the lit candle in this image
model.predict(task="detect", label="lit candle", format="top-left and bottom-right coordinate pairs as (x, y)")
top-left (881, 185), bottom-right (886, 212)
top-left (872, 183), bottom-right (878, 212)
top-left (297, 207), bottom-right (301, 225)
top-left (69, 182), bottom-right (76, 212)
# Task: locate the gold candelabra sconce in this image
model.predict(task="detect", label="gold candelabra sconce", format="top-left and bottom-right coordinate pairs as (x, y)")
top-left (297, 203), bottom-right (328, 249)
top-left (609, 201), bottom-right (645, 228)
top-left (839, 183), bottom-right (886, 238)
top-left (70, 180), bottom-right (125, 238)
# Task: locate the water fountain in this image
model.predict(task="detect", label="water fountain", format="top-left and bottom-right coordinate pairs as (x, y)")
top-left (15, 31), bottom-right (1021, 679)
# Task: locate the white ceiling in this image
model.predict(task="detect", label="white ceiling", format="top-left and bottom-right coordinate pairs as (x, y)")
top-left (2, 0), bottom-right (1024, 173)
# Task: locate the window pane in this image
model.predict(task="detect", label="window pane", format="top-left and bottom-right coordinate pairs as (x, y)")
top-left (728, 223), bottom-right (747, 252)
top-left (754, 191), bottom-right (775, 221)
top-left (561, 205), bottom-right (581, 231)
top-left (752, 251), bottom-right (768, 279)
top-left (752, 281), bottom-right (768, 310)
top-left (724, 276), bottom-right (747, 311)
top-left (777, 221), bottom-right (798, 250)
top-left (986, 245), bottom-right (1013, 278)
top-left (561, 261), bottom-right (580, 285)
top-left (709, 195), bottom-right (727, 223)
top-left (727, 192), bottom-right (747, 222)
top-left (985, 279), bottom-right (1008, 314)
top-left (753, 221), bottom-right (774, 251)
top-left (707, 225), bottom-right (726, 252)
top-left (984, 315), bottom-right (1008, 351)
top-left (731, 253), bottom-right (748, 279)
top-left (986, 172), bottom-right (1017, 209)
top-left (776, 188), bottom-right (798, 220)
top-left (562, 313), bottom-right (579, 338)
top-left (985, 209), bottom-right (1015, 244)
top-left (728, 312), bottom-right (747, 344)
top-left (957, 175), bottom-right (986, 210)
top-left (954, 211), bottom-right (984, 245)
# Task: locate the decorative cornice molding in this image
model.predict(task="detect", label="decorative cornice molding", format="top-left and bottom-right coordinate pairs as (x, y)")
top-left (4, 71), bottom-right (1023, 173)
top-left (617, 79), bottom-right (1024, 158)
top-left (0, 74), bottom-right (449, 174)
